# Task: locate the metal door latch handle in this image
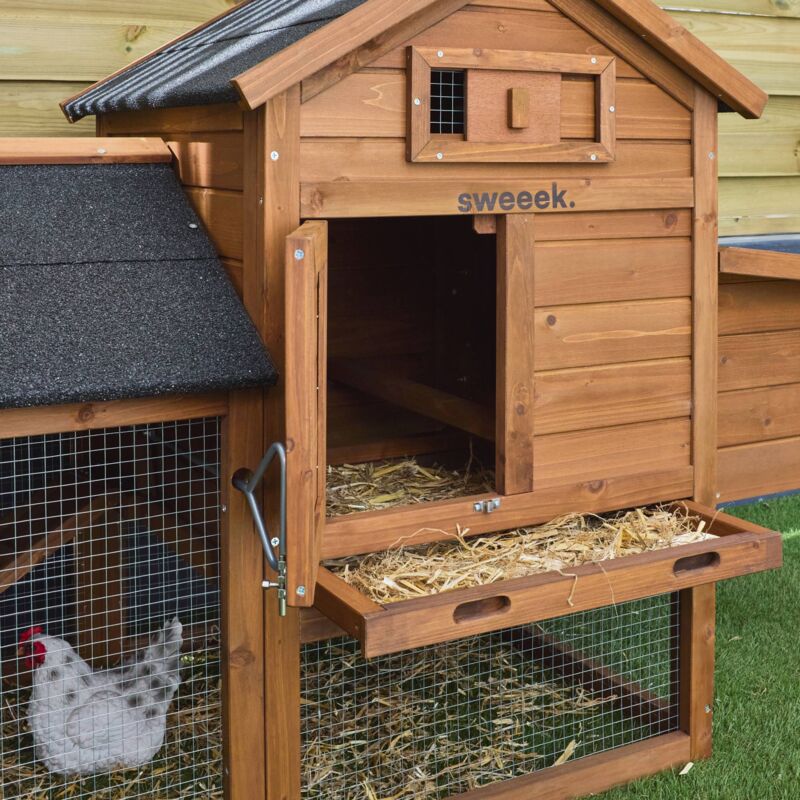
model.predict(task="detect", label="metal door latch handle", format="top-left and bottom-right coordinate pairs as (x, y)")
top-left (232, 441), bottom-right (288, 616)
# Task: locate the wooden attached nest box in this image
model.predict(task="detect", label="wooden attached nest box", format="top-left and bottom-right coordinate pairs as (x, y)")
top-left (0, 0), bottom-right (787, 797)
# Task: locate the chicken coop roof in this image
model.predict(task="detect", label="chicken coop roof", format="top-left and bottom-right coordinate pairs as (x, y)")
top-left (61, 0), bottom-right (367, 122)
top-left (62, 0), bottom-right (766, 122)
top-left (0, 157), bottom-right (277, 409)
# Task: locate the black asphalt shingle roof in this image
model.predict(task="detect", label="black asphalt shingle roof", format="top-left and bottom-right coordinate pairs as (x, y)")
top-left (63, 0), bottom-right (367, 122)
top-left (0, 162), bottom-right (277, 409)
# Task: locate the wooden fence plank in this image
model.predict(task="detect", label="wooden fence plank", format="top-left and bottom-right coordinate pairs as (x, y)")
top-left (719, 435), bottom-right (800, 501)
top-left (0, 81), bottom-right (93, 136)
top-left (719, 280), bottom-right (800, 335)
top-left (720, 177), bottom-right (800, 237)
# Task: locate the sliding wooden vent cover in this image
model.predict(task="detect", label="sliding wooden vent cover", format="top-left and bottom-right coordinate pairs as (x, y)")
top-left (407, 47), bottom-right (616, 163)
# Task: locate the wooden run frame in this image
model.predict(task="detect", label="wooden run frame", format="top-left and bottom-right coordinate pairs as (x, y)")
top-left (0, 390), bottom-right (270, 799)
top-left (406, 47), bottom-right (616, 163)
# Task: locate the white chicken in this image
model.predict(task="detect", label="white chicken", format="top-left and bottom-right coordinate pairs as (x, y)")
top-left (18, 617), bottom-right (183, 776)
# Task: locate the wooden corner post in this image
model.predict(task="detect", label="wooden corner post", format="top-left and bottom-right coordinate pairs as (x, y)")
top-left (682, 85), bottom-right (719, 762)
top-left (261, 85), bottom-right (303, 800)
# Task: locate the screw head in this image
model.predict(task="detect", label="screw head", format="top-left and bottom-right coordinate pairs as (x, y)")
top-left (270, 536), bottom-right (280, 547)
top-left (270, 150), bottom-right (280, 161)
top-left (97, 147), bottom-right (107, 155)
top-left (414, 97), bottom-right (421, 106)
top-left (221, 504), bottom-right (227, 513)
top-left (591, 57), bottom-right (598, 64)
top-left (436, 152), bottom-right (444, 160)
top-left (709, 151), bottom-right (716, 160)
top-left (590, 154), bottom-right (597, 161)
top-left (437, 50), bottom-right (444, 58)
top-left (294, 248), bottom-right (305, 260)
top-left (609, 105), bottom-right (615, 113)
top-left (296, 585), bottom-right (306, 597)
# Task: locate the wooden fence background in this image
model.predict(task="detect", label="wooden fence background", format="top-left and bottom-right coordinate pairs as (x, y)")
top-left (0, 0), bottom-right (797, 236)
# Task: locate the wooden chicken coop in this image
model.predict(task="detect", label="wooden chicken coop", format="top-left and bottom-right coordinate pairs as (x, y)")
top-left (0, 0), bottom-right (792, 797)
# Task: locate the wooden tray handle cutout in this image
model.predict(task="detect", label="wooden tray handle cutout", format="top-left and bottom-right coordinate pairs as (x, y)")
top-left (673, 551), bottom-right (720, 575)
top-left (453, 595), bottom-right (511, 624)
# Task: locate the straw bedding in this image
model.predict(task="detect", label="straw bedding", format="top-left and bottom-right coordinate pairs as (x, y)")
top-left (301, 634), bottom-right (618, 799)
top-left (325, 458), bottom-right (714, 604)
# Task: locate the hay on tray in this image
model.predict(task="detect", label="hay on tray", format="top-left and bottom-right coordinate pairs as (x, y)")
top-left (325, 505), bottom-right (715, 604)
top-left (326, 459), bottom-right (494, 516)
top-left (301, 635), bottom-right (616, 800)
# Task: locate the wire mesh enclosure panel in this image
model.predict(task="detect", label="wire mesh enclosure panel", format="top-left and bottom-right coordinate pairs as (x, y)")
top-left (0, 417), bottom-right (223, 799)
top-left (430, 70), bottom-right (466, 134)
top-left (301, 594), bottom-right (680, 799)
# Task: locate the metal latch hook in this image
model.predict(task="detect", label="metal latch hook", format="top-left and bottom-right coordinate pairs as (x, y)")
top-left (232, 441), bottom-right (288, 615)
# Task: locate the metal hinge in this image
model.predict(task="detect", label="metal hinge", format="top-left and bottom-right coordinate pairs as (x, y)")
top-left (473, 498), bottom-right (501, 514)
top-left (232, 441), bottom-right (288, 616)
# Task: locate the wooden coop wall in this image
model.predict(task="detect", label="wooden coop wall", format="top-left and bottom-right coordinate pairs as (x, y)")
top-left (298, 0), bottom-right (696, 509)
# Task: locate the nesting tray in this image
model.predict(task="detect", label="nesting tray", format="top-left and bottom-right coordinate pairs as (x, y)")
top-left (315, 501), bottom-right (782, 657)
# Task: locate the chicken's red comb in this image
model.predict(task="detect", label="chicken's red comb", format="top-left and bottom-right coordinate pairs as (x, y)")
top-left (19, 626), bottom-right (43, 644)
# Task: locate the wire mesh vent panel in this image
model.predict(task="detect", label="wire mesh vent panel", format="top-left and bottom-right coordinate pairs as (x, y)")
top-left (301, 594), bottom-right (680, 799)
top-left (0, 417), bottom-right (222, 799)
top-left (431, 70), bottom-right (466, 134)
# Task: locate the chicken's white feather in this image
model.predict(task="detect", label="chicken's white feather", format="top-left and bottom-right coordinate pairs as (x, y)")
top-left (26, 618), bottom-right (182, 775)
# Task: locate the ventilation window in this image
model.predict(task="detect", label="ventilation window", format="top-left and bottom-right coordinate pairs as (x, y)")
top-left (430, 70), bottom-right (465, 134)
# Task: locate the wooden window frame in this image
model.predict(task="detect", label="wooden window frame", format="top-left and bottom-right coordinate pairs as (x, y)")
top-left (406, 46), bottom-right (616, 163)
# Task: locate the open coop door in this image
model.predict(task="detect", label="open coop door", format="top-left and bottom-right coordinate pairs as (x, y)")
top-left (284, 221), bottom-right (328, 607)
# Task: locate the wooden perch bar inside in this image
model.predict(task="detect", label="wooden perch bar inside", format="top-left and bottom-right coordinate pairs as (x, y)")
top-left (719, 246), bottom-right (800, 281)
top-left (329, 358), bottom-right (495, 441)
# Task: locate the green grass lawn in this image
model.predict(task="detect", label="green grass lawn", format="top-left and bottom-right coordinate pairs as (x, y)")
top-left (600, 495), bottom-right (800, 800)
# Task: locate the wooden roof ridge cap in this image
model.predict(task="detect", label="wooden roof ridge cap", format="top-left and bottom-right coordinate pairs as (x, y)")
top-left (58, 0), bottom-right (264, 122)
top-left (590, 0), bottom-right (766, 118)
top-left (0, 137), bottom-right (172, 165)
top-left (231, 0), bottom-right (471, 109)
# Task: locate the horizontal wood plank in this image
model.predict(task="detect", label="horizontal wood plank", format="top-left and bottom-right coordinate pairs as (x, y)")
top-left (371, 7), bottom-right (641, 78)
top-left (536, 209), bottom-right (692, 240)
top-left (300, 138), bottom-right (692, 182)
top-left (166, 132), bottom-right (244, 191)
top-left (719, 383), bottom-right (800, 447)
top-left (720, 246), bottom-right (800, 281)
top-left (102, 104), bottom-right (244, 134)
top-left (719, 97), bottom-right (800, 178)
top-left (535, 358), bottom-right (692, 434)
top-left (323, 467), bottom-right (694, 557)
top-left (719, 329), bottom-right (800, 391)
top-left (720, 176), bottom-right (800, 237)
top-left (301, 179), bottom-right (694, 218)
top-left (535, 298), bottom-right (692, 370)
top-left (536, 237), bottom-right (691, 305)
top-left (184, 186), bottom-right (243, 261)
top-left (719, 280), bottom-right (800, 335)
top-left (0, 136), bottom-right (170, 164)
top-left (670, 10), bottom-right (800, 96)
top-left (0, 81), bottom-right (94, 137)
top-left (719, 435), bottom-right (800, 501)
top-left (535, 417), bottom-right (691, 489)
top-left (300, 71), bottom-right (690, 140)
top-left (452, 732), bottom-right (691, 799)
top-left (0, 393), bottom-right (228, 439)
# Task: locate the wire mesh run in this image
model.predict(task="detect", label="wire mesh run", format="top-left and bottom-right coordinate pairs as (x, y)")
top-left (431, 70), bottom-right (466, 134)
top-left (0, 417), bottom-right (223, 799)
top-left (301, 594), bottom-right (680, 799)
